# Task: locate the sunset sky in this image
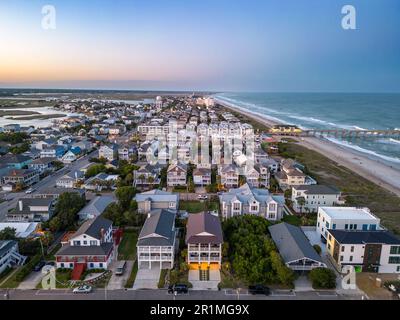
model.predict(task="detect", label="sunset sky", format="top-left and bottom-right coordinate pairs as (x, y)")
top-left (0, 0), bottom-right (400, 92)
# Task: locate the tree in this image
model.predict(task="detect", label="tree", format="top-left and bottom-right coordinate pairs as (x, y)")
top-left (270, 251), bottom-right (296, 286)
top-left (0, 227), bottom-right (17, 240)
top-left (115, 186), bottom-right (137, 211)
top-left (52, 192), bottom-right (86, 231)
top-left (85, 164), bottom-right (106, 178)
top-left (188, 177), bottom-right (195, 193)
top-left (309, 268), bottom-right (336, 289)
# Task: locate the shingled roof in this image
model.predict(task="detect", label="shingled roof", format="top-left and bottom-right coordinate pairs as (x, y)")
top-left (185, 212), bottom-right (223, 245)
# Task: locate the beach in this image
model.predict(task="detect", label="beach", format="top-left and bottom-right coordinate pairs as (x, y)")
top-left (218, 100), bottom-right (400, 197)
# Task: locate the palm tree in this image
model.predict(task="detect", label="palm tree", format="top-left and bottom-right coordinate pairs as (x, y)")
top-left (296, 196), bottom-right (306, 214)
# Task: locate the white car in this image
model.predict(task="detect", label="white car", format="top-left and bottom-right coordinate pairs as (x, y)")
top-left (73, 285), bottom-right (93, 294)
top-left (25, 188), bottom-right (35, 194)
top-left (197, 194), bottom-right (208, 200)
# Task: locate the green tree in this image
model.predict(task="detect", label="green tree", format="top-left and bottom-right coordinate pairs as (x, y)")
top-left (115, 186), bottom-right (137, 211)
top-left (270, 251), bottom-right (296, 286)
top-left (309, 268), bottom-right (336, 289)
top-left (296, 196), bottom-right (306, 214)
top-left (85, 164), bottom-right (106, 178)
top-left (52, 192), bottom-right (86, 231)
top-left (0, 227), bottom-right (17, 240)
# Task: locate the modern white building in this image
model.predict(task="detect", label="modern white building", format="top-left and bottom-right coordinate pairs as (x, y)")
top-left (327, 229), bottom-right (400, 273)
top-left (317, 207), bottom-right (381, 241)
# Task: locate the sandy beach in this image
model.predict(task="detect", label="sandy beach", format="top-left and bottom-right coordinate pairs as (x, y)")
top-left (218, 99), bottom-right (400, 197)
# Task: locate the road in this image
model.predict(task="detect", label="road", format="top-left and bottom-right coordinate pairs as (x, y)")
top-left (0, 149), bottom-right (98, 222)
top-left (0, 288), bottom-right (364, 300)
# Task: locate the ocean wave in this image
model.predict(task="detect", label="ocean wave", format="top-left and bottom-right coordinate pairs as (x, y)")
top-left (325, 136), bottom-right (400, 164)
top-left (389, 138), bottom-right (400, 145)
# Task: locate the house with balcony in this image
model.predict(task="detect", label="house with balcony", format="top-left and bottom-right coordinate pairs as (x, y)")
top-left (269, 222), bottom-right (327, 271)
top-left (218, 164), bottom-right (239, 189)
top-left (99, 144), bottom-right (118, 161)
top-left (291, 185), bottom-right (343, 213)
top-left (193, 168), bottom-right (211, 186)
top-left (55, 216), bottom-right (115, 279)
top-left (136, 209), bottom-right (176, 269)
top-left (1, 169), bottom-right (39, 189)
top-left (186, 212), bottom-right (223, 271)
top-left (219, 183), bottom-right (285, 221)
top-left (56, 170), bottom-right (85, 188)
top-left (133, 164), bottom-right (162, 190)
top-left (27, 157), bottom-right (56, 175)
top-left (7, 197), bottom-right (56, 222)
top-left (167, 162), bottom-right (187, 187)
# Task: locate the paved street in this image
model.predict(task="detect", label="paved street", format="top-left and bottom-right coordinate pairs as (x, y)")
top-left (0, 150), bottom-right (97, 222)
top-left (0, 288), bottom-right (365, 300)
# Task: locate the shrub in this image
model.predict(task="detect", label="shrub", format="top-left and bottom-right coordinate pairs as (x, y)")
top-left (308, 268), bottom-right (336, 289)
top-left (313, 244), bottom-right (322, 255)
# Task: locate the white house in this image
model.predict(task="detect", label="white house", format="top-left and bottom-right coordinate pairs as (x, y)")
top-left (55, 216), bottom-right (115, 274)
top-left (291, 185), bottom-right (343, 213)
top-left (61, 150), bottom-right (78, 164)
top-left (136, 209), bottom-right (176, 269)
top-left (317, 207), bottom-right (381, 241)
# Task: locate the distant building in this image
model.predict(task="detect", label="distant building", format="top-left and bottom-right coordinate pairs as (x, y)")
top-left (78, 195), bottom-right (115, 220)
top-left (0, 154), bottom-right (32, 169)
top-left (99, 144), bottom-right (118, 161)
top-left (2, 169), bottom-right (39, 188)
top-left (291, 185), bottom-right (343, 213)
top-left (167, 162), bottom-right (187, 187)
top-left (0, 222), bottom-right (40, 239)
top-left (7, 197), bottom-right (56, 222)
top-left (219, 183), bottom-right (284, 221)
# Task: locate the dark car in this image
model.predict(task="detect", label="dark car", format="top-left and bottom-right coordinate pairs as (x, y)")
top-left (168, 284), bottom-right (188, 295)
top-left (248, 285), bottom-right (270, 295)
top-left (33, 260), bottom-right (46, 272)
top-left (45, 261), bottom-right (56, 267)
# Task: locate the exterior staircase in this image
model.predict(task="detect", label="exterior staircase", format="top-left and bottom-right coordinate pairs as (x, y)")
top-left (10, 251), bottom-right (27, 266)
top-left (71, 263), bottom-right (86, 281)
top-left (199, 269), bottom-right (209, 281)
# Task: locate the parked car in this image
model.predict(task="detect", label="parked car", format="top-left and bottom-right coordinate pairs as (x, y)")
top-left (168, 284), bottom-right (188, 295)
top-left (115, 261), bottom-right (127, 276)
top-left (25, 188), bottom-right (35, 194)
top-left (73, 285), bottom-right (93, 294)
top-left (45, 261), bottom-right (56, 267)
top-left (248, 285), bottom-right (270, 295)
top-left (33, 260), bottom-right (46, 272)
top-left (197, 194), bottom-right (208, 200)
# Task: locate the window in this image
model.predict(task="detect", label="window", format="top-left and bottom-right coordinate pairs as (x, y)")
top-left (345, 224), bottom-right (348, 230)
top-left (328, 243), bottom-right (331, 250)
top-left (332, 224), bottom-right (336, 230)
top-left (99, 263), bottom-right (104, 268)
top-left (390, 246), bottom-right (400, 255)
top-left (73, 241), bottom-right (81, 246)
top-left (269, 203), bottom-right (276, 211)
top-left (389, 257), bottom-right (400, 264)
top-left (83, 241), bottom-right (87, 245)
top-left (362, 224), bottom-right (368, 231)
top-left (370, 224), bottom-right (377, 231)
top-left (325, 221), bottom-right (330, 228)
top-left (349, 256), bottom-right (353, 262)
top-left (169, 202), bottom-right (175, 208)
top-left (351, 246), bottom-right (354, 252)
top-left (317, 222), bottom-right (320, 227)
top-left (340, 256), bottom-right (344, 262)
top-left (397, 266), bottom-right (400, 272)
top-left (233, 202), bottom-right (241, 211)
top-left (354, 224), bottom-right (357, 230)
top-left (341, 246), bottom-right (345, 252)
top-left (90, 240), bottom-right (97, 245)
top-left (90, 263), bottom-right (94, 268)
top-left (328, 234), bottom-right (332, 241)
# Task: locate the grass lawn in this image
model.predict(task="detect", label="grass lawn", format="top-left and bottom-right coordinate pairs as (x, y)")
top-left (179, 200), bottom-right (220, 213)
top-left (0, 267), bottom-right (22, 289)
top-left (118, 230), bottom-right (138, 260)
top-left (124, 260), bottom-right (138, 288)
top-left (279, 142), bottom-right (400, 233)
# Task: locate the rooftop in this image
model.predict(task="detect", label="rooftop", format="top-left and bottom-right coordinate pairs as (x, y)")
top-left (328, 230), bottom-right (400, 245)
top-left (319, 207), bottom-right (379, 221)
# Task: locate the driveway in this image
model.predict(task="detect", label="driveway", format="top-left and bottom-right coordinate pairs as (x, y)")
top-left (132, 266), bottom-right (161, 289)
top-left (107, 260), bottom-right (134, 290)
top-left (18, 271), bottom-right (43, 289)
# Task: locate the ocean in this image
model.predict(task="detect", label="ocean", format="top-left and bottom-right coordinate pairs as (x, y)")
top-left (214, 92), bottom-right (400, 166)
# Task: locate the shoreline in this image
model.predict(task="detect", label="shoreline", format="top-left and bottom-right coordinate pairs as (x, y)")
top-left (217, 99), bottom-right (400, 197)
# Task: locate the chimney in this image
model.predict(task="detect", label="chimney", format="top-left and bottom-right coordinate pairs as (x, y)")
top-left (100, 228), bottom-right (105, 242)
top-left (18, 200), bottom-right (23, 211)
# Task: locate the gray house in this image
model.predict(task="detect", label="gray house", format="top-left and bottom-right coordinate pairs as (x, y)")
top-left (268, 222), bottom-right (326, 271)
top-left (136, 189), bottom-right (179, 214)
top-left (219, 183), bottom-right (285, 221)
top-left (136, 209), bottom-right (176, 269)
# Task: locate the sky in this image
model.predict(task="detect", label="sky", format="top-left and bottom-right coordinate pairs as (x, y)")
top-left (0, 0), bottom-right (399, 92)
